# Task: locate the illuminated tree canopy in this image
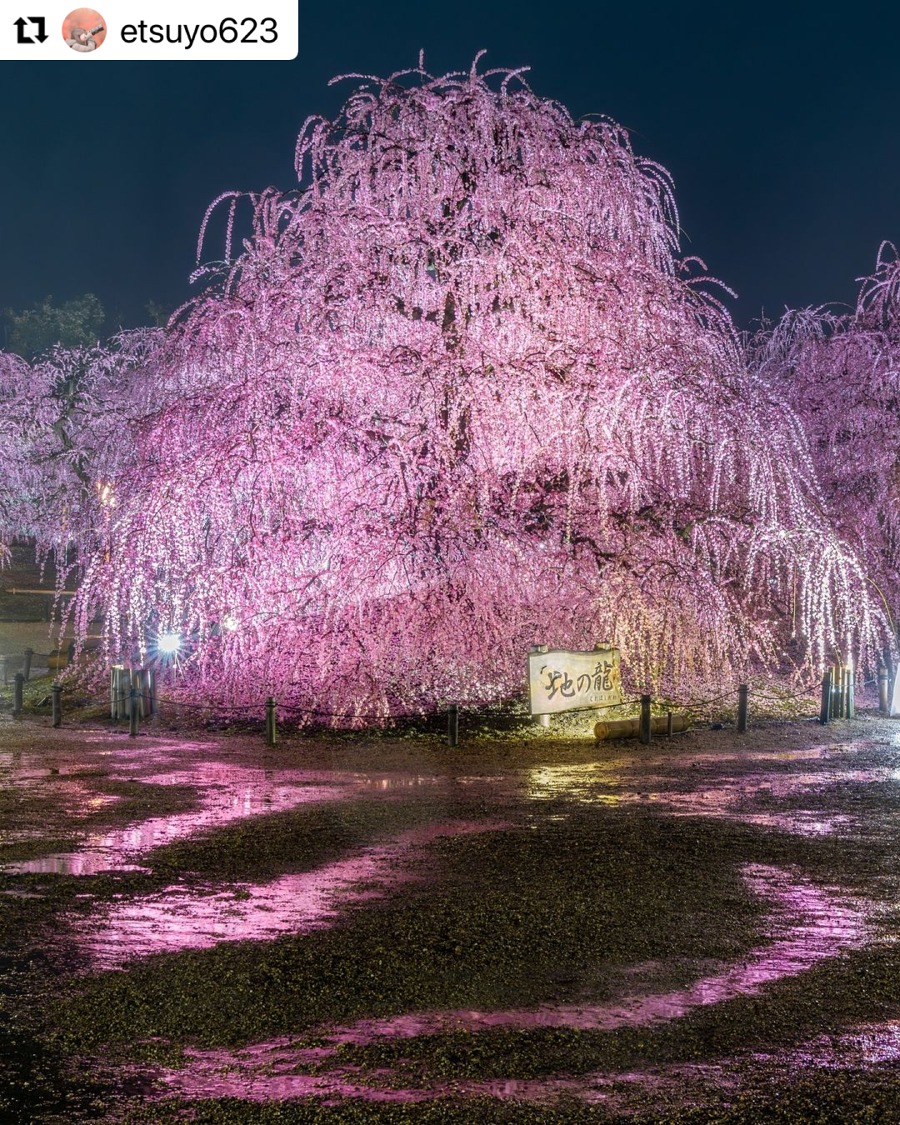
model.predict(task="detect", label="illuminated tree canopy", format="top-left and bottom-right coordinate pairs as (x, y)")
top-left (1, 59), bottom-right (881, 716)
top-left (0, 331), bottom-right (163, 559)
top-left (752, 246), bottom-right (900, 644)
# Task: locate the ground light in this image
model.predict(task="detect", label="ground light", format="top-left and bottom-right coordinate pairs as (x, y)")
top-left (156, 632), bottom-right (182, 657)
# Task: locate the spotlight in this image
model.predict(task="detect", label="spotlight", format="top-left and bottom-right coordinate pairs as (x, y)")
top-left (157, 632), bottom-right (182, 655)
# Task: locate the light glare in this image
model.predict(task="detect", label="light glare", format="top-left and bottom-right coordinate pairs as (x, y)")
top-left (158, 632), bottom-right (182, 655)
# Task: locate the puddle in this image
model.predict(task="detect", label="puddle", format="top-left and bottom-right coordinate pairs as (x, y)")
top-left (161, 1056), bottom-right (433, 1104)
top-left (3, 733), bottom-right (891, 879)
top-left (3, 722), bottom-right (897, 1112)
top-left (469, 1019), bottom-right (900, 1108)
top-left (0, 756), bottom-right (470, 876)
top-left (156, 1018), bottom-right (900, 1109)
top-left (737, 811), bottom-right (855, 835)
top-left (523, 764), bottom-right (894, 836)
top-left (149, 863), bottom-right (871, 1104)
top-left (320, 863), bottom-right (869, 1042)
top-left (349, 774), bottom-right (447, 791)
top-left (755, 1019), bottom-right (900, 1067)
top-left (0, 779), bottom-right (126, 854)
top-left (0, 765), bottom-right (98, 787)
top-left (70, 821), bottom-right (507, 969)
top-left (3, 763), bottom-right (351, 875)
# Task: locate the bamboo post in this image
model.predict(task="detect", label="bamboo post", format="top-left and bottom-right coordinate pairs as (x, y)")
top-left (133, 668), bottom-right (154, 718)
top-left (111, 665), bottom-right (130, 720)
top-left (265, 696), bottom-right (277, 747)
top-left (121, 667), bottom-right (131, 720)
top-left (23, 648), bottom-right (33, 682)
top-left (832, 665), bottom-right (843, 719)
top-left (737, 684), bottom-right (749, 733)
top-left (819, 669), bottom-right (832, 725)
top-left (639, 694), bottom-right (651, 745)
top-left (51, 684), bottom-right (61, 728)
top-left (879, 663), bottom-right (890, 713)
top-left (447, 703), bottom-right (459, 747)
top-left (13, 672), bottom-right (24, 717)
top-left (146, 667), bottom-right (156, 717)
top-left (134, 669), bottom-right (144, 718)
top-left (129, 681), bottom-right (139, 737)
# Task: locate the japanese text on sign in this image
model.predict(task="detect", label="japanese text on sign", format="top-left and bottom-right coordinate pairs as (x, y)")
top-left (528, 646), bottom-right (623, 716)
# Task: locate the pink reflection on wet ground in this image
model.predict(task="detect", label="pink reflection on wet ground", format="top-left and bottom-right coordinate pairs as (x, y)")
top-left (151, 864), bottom-right (870, 1104)
top-left (4, 762), bottom-right (352, 875)
top-left (72, 821), bottom-right (506, 970)
top-left (0, 764), bottom-right (94, 788)
top-left (161, 1057), bottom-right (433, 1104)
top-left (524, 763), bottom-right (894, 836)
top-left (756, 1019), bottom-right (900, 1067)
top-left (467, 1019), bottom-right (900, 1108)
top-left (0, 780), bottom-right (125, 854)
top-left (322, 863), bottom-right (869, 1043)
top-left (461, 1061), bottom-right (749, 1111)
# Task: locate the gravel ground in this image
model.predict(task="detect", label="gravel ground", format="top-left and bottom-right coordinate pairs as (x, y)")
top-left (2, 705), bottom-right (900, 1122)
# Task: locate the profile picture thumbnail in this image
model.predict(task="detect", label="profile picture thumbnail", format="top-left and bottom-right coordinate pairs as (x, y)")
top-left (62, 9), bottom-right (106, 52)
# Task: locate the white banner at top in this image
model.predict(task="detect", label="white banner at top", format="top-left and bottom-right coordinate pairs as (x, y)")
top-left (2, 4), bottom-right (298, 61)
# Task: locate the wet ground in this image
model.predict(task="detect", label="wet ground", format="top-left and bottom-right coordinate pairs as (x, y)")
top-left (2, 707), bottom-right (900, 1121)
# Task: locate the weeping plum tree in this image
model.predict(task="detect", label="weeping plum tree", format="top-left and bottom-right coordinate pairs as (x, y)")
top-left (0, 330), bottom-right (164, 562)
top-left (0, 293), bottom-right (123, 562)
top-left (752, 246), bottom-right (900, 643)
top-left (0, 350), bottom-right (53, 558)
top-left (65, 58), bottom-right (879, 716)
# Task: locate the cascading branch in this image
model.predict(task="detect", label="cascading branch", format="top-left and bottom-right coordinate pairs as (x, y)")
top-left (0, 331), bottom-right (165, 562)
top-left (0, 350), bottom-right (56, 559)
top-left (752, 245), bottom-right (900, 645)
top-left (47, 58), bottom-right (883, 715)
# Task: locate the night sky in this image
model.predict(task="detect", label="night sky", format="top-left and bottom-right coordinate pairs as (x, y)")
top-left (2, 1), bottom-right (899, 332)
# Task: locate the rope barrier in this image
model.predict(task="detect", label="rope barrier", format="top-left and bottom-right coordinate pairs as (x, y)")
top-left (749, 688), bottom-right (816, 704)
top-left (17, 651), bottom-right (882, 740)
top-left (150, 695), bottom-right (433, 724)
top-left (4, 684), bottom-right (828, 722)
top-left (677, 691), bottom-right (736, 710)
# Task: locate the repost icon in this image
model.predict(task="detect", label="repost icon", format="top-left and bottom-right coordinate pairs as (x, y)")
top-left (13, 16), bottom-right (48, 43)
top-left (6, 3), bottom-right (297, 59)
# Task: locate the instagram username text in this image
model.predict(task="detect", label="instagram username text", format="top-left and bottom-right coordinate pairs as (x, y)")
top-left (121, 18), bottom-right (278, 49)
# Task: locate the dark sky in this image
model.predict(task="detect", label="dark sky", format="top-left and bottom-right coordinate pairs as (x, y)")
top-left (2, 1), bottom-right (899, 331)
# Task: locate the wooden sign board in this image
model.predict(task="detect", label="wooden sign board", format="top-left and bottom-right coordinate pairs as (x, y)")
top-left (528, 645), bottom-right (623, 716)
